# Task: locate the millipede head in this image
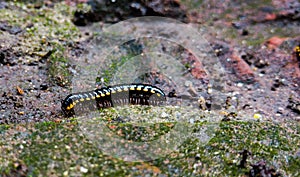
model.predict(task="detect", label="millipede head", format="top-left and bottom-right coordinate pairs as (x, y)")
top-left (61, 94), bottom-right (76, 117)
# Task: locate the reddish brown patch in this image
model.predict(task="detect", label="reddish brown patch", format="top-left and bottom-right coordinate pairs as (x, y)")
top-left (187, 11), bottom-right (205, 23)
top-left (230, 54), bottom-right (255, 83)
top-left (265, 13), bottom-right (277, 21)
top-left (182, 52), bottom-right (208, 80)
top-left (266, 36), bottom-right (288, 49)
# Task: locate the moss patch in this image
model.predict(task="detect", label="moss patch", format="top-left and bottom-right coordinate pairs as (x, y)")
top-left (1, 114), bottom-right (299, 176)
top-left (0, 1), bottom-right (82, 86)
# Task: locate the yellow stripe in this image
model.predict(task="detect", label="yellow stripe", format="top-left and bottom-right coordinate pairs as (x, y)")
top-left (96, 95), bottom-right (100, 98)
top-left (68, 103), bottom-right (74, 109)
top-left (86, 98), bottom-right (91, 101)
top-left (101, 93), bottom-right (105, 97)
top-left (80, 98), bottom-right (84, 102)
top-left (106, 92), bottom-right (110, 95)
top-left (143, 88), bottom-right (148, 92)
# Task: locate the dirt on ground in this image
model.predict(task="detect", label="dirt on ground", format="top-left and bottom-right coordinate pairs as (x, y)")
top-left (0, 0), bottom-right (300, 176)
top-left (0, 0), bottom-right (299, 123)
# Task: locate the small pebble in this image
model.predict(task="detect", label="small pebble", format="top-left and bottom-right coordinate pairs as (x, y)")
top-left (161, 112), bottom-right (169, 118)
top-left (237, 83), bottom-right (244, 87)
top-left (207, 88), bottom-right (212, 94)
top-left (80, 166), bottom-right (88, 173)
top-left (189, 118), bottom-right (194, 124)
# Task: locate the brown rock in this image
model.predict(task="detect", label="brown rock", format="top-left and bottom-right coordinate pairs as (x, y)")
top-left (265, 13), bottom-right (277, 21)
top-left (266, 36), bottom-right (288, 49)
top-left (231, 54), bottom-right (255, 83)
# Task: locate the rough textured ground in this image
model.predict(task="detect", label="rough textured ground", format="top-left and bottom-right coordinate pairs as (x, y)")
top-left (0, 0), bottom-right (299, 176)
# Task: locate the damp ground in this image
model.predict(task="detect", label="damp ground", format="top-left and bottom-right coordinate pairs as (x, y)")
top-left (0, 1), bottom-right (299, 176)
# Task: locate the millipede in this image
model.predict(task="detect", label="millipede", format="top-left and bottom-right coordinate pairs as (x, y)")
top-left (61, 84), bottom-right (166, 116)
top-left (295, 45), bottom-right (300, 61)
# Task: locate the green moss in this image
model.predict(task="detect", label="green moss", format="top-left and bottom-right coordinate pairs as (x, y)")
top-left (1, 119), bottom-right (299, 176)
top-left (0, 1), bottom-right (81, 86)
top-left (240, 0), bottom-right (273, 11)
top-left (100, 54), bottom-right (136, 85)
top-left (1, 1), bottom-right (300, 176)
top-left (0, 124), bottom-right (10, 133)
top-left (180, 0), bottom-right (204, 10)
top-left (244, 33), bottom-right (266, 46)
top-left (48, 44), bottom-right (72, 86)
top-left (150, 121), bottom-right (300, 176)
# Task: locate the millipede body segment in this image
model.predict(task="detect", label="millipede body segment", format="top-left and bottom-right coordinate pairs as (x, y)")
top-left (295, 45), bottom-right (300, 61)
top-left (61, 84), bottom-right (166, 116)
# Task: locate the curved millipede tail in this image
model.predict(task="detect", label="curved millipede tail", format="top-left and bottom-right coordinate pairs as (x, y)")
top-left (61, 84), bottom-right (166, 116)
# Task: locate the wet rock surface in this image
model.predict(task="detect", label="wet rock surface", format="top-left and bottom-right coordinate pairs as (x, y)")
top-left (72, 0), bottom-right (189, 25)
top-left (0, 0), bottom-right (299, 123)
top-left (0, 0), bottom-right (299, 176)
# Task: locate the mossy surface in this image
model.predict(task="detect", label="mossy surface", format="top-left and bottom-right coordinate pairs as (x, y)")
top-left (1, 116), bottom-right (299, 176)
top-left (0, 1), bottom-right (81, 86)
top-left (1, 1), bottom-right (300, 176)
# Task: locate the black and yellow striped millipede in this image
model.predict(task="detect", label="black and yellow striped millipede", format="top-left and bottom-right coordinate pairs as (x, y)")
top-left (61, 84), bottom-right (166, 116)
top-left (295, 45), bottom-right (300, 61)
